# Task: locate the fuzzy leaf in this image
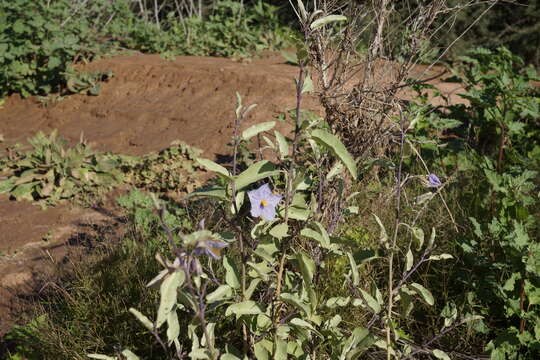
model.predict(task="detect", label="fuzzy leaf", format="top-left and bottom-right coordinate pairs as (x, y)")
top-left (432, 349), bottom-right (451, 360)
top-left (410, 282), bottom-right (434, 306)
top-left (234, 160), bottom-right (279, 190)
top-left (156, 271), bottom-right (185, 328)
top-left (121, 350), bottom-right (140, 360)
top-left (196, 158), bottom-right (230, 178)
top-left (129, 308), bottom-right (154, 331)
top-left (311, 129), bottom-right (357, 179)
top-left (87, 355), bottom-right (117, 360)
top-left (274, 131), bottom-right (289, 160)
top-left (269, 223), bottom-right (289, 240)
top-left (206, 284), bottom-right (233, 303)
top-left (223, 256), bottom-right (241, 290)
top-left (359, 289), bottom-right (381, 314)
top-left (310, 15), bottom-right (347, 30)
top-left (405, 249), bottom-right (414, 272)
top-left (242, 121), bottom-right (276, 141)
top-left (225, 301), bottom-right (264, 317)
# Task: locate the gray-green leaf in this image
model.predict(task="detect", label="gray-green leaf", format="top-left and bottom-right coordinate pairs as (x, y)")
top-left (310, 15), bottom-right (347, 30)
top-left (242, 121), bottom-right (276, 141)
top-left (311, 129), bottom-right (357, 179)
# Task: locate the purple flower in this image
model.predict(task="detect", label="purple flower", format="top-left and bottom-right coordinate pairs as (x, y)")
top-left (427, 173), bottom-right (442, 187)
top-left (194, 240), bottom-right (228, 260)
top-left (248, 183), bottom-right (282, 221)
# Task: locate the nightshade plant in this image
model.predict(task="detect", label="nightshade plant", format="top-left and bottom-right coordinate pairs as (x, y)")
top-left (88, 3), bottom-right (487, 360)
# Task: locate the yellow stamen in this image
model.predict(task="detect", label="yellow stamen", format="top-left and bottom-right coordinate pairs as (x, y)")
top-left (260, 199), bottom-right (268, 207)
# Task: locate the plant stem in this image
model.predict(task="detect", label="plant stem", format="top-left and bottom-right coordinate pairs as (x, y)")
top-left (386, 109), bottom-right (407, 359)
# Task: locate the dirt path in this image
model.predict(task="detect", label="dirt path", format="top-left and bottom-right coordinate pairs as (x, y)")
top-left (0, 52), bottom-right (464, 336)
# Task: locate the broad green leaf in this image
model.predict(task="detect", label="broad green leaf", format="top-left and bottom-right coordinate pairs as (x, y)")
top-left (234, 160), bottom-right (280, 190)
top-left (157, 271), bottom-right (185, 328)
top-left (372, 214), bottom-right (388, 245)
top-left (121, 350), bottom-right (140, 360)
top-left (405, 249), bottom-right (413, 272)
top-left (189, 348), bottom-right (211, 359)
top-left (432, 349), bottom-right (451, 360)
top-left (280, 293), bottom-right (310, 315)
top-left (301, 222), bottom-right (330, 248)
top-left (310, 15), bottom-right (347, 30)
top-left (410, 282), bottom-right (434, 306)
top-left (245, 278), bottom-right (261, 300)
top-left (296, 251), bottom-right (316, 283)
top-left (87, 355), bottom-right (117, 360)
top-left (225, 301), bottom-right (264, 317)
top-left (347, 252), bottom-right (360, 286)
top-left (274, 131), bottom-right (289, 160)
top-left (0, 180), bottom-right (14, 193)
top-left (296, 0), bottom-right (308, 21)
top-left (341, 327), bottom-right (370, 359)
top-left (411, 227), bottom-right (425, 250)
top-left (223, 256), bottom-right (241, 289)
top-left (301, 74), bottom-right (313, 94)
top-left (221, 354), bottom-right (242, 360)
top-left (269, 223), bottom-right (289, 240)
top-left (167, 310), bottom-right (180, 344)
top-left (427, 227), bottom-right (436, 249)
top-left (275, 338), bottom-right (288, 360)
top-left (253, 341), bottom-right (269, 360)
top-left (206, 284), bottom-right (233, 303)
top-left (196, 158), bottom-right (230, 177)
top-left (242, 121), bottom-right (276, 141)
top-left (359, 289), bottom-right (381, 313)
top-left (326, 161), bottom-right (344, 180)
top-left (129, 308), bottom-right (153, 331)
top-left (311, 129), bottom-right (357, 179)
top-left (326, 297), bottom-right (351, 308)
top-left (428, 254), bottom-right (454, 261)
top-left (11, 181), bottom-right (38, 201)
top-left (186, 187), bottom-right (227, 200)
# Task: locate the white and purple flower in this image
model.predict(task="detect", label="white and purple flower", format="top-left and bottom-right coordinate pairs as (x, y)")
top-left (248, 183), bottom-right (282, 221)
top-left (427, 173), bottom-right (442, 187)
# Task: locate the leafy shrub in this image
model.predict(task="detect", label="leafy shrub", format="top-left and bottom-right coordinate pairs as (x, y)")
top-left (110, 0), bottom-right (294, 57)
top-left (407, 47), bottom-right (540, 358)
top-left (0, 131), bottom-right (127, 208)
top-left (126, 141), bottom-right (203, 195)
top-left (0, 0), bottom-right (294, 99)
top-left (0, 0), bottom-right (117, 98)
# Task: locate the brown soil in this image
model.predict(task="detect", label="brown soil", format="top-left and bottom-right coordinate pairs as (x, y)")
top-left (0, 52), bottom-right (464, 336)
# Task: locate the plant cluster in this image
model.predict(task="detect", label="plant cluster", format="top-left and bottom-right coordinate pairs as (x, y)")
top-left (0, 0), bottom-right (294, 100)
top-left (406, 46), bottom-right (540, 358)
top-left (82, 15), bottom-right (462, 355)
top-left (0, 0), bottom-right (119, 98)
top-left (126, 141), bottom-right (203, 195)
top-left (0, 131), bottom-right (127, 208)
top-left (109, 0), bottom-right (294, 58)
top-left (0, 133), bottom-right (205, 208)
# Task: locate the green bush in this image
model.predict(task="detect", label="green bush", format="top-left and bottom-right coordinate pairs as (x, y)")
top-left (110, 0), bottom-right (294, 57)
top-left (0, 0), bottom-right (294, 99)
top-left (0, 0), bottom-right (118, 97)
top-left (407, 47), bottom-right (540, 358)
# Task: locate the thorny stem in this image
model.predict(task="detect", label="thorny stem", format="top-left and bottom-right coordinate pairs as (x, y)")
top-left (157, 210), bottom-right (216, 359)
top-left (230, 103), bottom-right (249, 351)
top-left (182, 258), bottom-right (217, 359)
top-left (386, 109), bottom-right (407, 359)
top-left (272, 60), bottom-right (306, 358)
top-left (275, 61), bottom-right (305, 311)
